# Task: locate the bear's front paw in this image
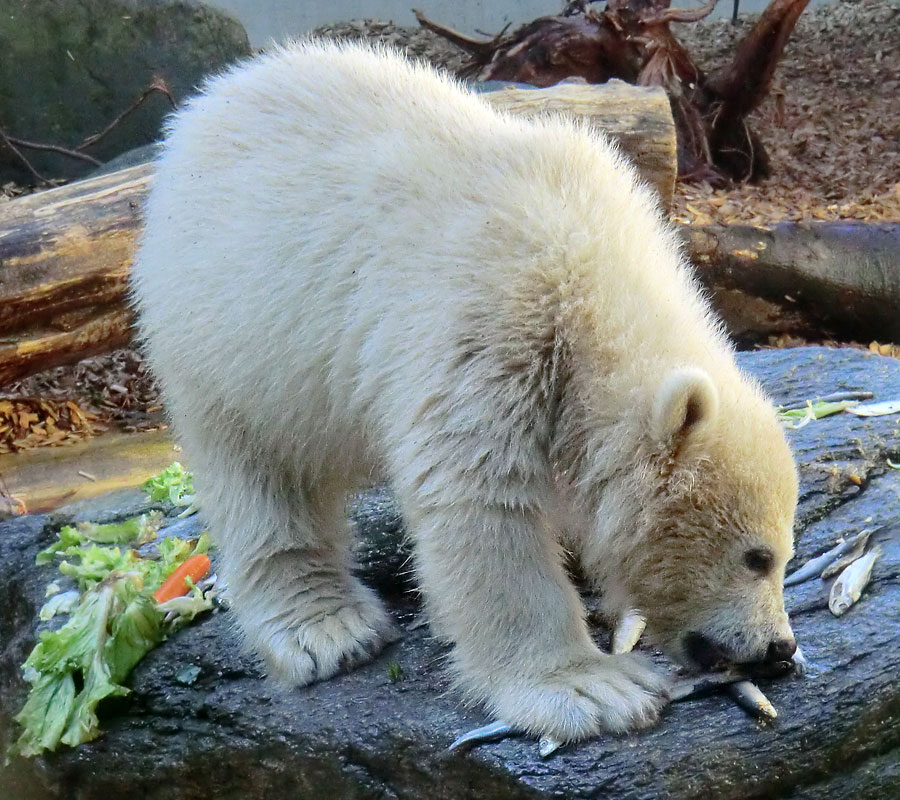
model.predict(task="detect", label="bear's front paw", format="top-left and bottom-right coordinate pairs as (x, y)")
top-left (488, 652), bottom-right (669, 743)
top-left (251, 585), bottom-right (401, 686)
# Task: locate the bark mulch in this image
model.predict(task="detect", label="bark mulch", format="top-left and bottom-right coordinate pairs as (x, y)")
top-left (1, 349), bottom-right (164, 453)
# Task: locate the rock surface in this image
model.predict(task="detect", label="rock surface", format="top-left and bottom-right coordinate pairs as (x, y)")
top-left (0, 0), bottom-right (249, 182)
top-left (2, 346), bottom-right (900, 798)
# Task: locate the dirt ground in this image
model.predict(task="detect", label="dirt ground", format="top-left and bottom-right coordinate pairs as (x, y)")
top-left (2, 0), bottom-right (897, 450)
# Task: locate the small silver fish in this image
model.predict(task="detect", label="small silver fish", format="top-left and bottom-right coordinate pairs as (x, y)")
top-left (448, 721), bottom-right (563, 758)
top-left (448, 720), bottom-right (514, 751)
top-left (611, 609), bottom-right (646, 654)
top-left (195, 572), bottom-right (218, 593)
top-left (792, 645), bottom-right (808, 675)
top-left (820, 530), bottom-right (872, 579)
top-left (846, 399), bottom-right (900, 417)
top-left (829, 547), bottom-right (882, 616)
top-left (784, 530), bottom-right (870, 587)
top-left (538, 736), bottom-right (563, 758)
top-left (727, 680), bottom-right (777, 720)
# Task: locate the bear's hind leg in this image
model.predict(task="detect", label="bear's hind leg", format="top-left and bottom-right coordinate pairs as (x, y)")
top-left (203, 450), bottom-right (399, 685)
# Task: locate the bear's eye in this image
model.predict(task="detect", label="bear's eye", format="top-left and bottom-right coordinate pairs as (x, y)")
top-left (744, 547), bottom-right (775, 576)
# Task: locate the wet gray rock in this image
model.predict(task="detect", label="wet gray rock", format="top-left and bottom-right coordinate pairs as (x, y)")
top-left (1, 346), bottom-right (899, 798)
top-left (0, 0), bottom-right (249, 182)
top-left (349, 486), bottom-right (413, 596)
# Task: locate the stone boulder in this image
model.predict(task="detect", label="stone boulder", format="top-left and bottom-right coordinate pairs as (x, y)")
top-left (1, 347), bottom-right (899, 798)
top-left (0, 0), bottom-right (250, 182)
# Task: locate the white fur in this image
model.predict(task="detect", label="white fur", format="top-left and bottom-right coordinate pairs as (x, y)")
top-left (131, 41), bottom-right (797, 742)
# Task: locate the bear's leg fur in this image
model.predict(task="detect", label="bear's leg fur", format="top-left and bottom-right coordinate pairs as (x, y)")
top-left (394, 467), bottom-right (669, 742)
top-left (189, 434), bottom-right (400, 684)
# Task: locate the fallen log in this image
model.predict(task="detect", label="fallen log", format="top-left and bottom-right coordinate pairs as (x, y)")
top-left (2, 163), bottom-right (899, 385)
top-left (684, 222), bottom-right (900, 344)
top-left (0, 163), bottom-right (151, 384)
top-left (0, 308), bottom-right (132, 391)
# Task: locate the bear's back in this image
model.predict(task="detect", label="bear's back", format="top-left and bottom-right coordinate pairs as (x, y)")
top-left (132, 41), bottom-right (729, 461)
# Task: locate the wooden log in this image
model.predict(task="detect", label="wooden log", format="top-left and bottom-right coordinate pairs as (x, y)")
top-left (478, 80), bottom-right (677, 207)
top-left (0, 162), bottom-right (151, 332)
top-left (0, 163), bottom-right (151, 384)
top-left (3, 116), bottom-right (896, 385)
top-left (3, 154), bottom-right (899, 385)
top-left (683, 222), bottom-right (900, 344)
top-left (0, 309), bottom-right (133, 386)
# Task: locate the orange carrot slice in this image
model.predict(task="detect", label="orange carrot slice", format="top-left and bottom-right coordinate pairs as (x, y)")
top-left (153, 553), bottom-right (211, 603)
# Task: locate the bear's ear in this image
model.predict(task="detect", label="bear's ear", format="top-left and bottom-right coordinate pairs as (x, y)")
top-left (651, 367), bottom-right (719, 444)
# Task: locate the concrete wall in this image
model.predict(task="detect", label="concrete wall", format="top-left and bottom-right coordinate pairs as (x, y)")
top-left (207, 1), bottom-right (834, 48)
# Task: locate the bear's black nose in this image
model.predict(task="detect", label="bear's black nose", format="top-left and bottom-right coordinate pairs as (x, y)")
top-left (766, 637), bottom-right (797, 663)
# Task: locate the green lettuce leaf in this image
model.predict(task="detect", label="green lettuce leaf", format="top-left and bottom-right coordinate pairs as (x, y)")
top-left (106, 591), bottom-right (165, 683)
top-left (36, 514), bottom-right (161, 566)
top-left (13, 521), bottom-right (212, 757)
top-left (142, 462), bottom-right (194, 506)
top-left (58, 546), bottom-right (137, 591)
top-left (13, 673), bottom-right (76, 757)
top-left (778, 399), bottom-right (860, 428)
top-left (59, 656), bottom-right (127, 748)
top-left (16, 585), bottom-right (123, 754)
top-left (35, 525), bottom-right (84, 566)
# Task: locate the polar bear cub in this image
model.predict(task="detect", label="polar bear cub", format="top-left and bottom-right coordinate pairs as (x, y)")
top-left (132, 41), bottom-right (798, 743)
